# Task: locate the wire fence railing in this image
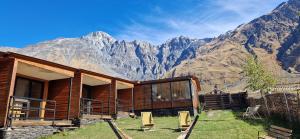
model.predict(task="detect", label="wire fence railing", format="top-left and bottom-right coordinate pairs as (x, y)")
top-left (80, 98), bottom-right (110, 115)
top-left (8, 96), bottom-right (56, 125)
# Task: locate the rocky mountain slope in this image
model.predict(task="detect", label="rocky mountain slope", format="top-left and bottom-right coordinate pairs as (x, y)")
top-left (1, 0), bottom-right (300, 92)
top-left (0, 32), bottom-right (211, 80)
top-left (164, 0), bottom-right (300, 92)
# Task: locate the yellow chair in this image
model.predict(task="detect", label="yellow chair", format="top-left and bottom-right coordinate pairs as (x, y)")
top-left (178, 111), bottom-right (191, 131)
top-left (141, 112), bottom-right (154, 131)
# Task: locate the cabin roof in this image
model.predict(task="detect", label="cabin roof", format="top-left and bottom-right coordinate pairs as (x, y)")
top-left (0, 51), bottom-right (200, 90)
top-left (0, 51), bottom-right (136, 83)
top-left (1, 52), bottom-right (77, 72)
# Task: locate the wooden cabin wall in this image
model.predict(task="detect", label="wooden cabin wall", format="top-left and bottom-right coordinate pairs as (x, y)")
top-left (117, 89), bottom-right (133, 112)
top-left (133, 85), bottom-right (152, 110)
top-left (90, 84), bottom-right (111, 114)
top-left (0, 58), bottom-right (17, 127)
top-left (46, 78), bottom-right (71, 120)
top-left (172, 100), bottom-right (191, 108)
top-left (69, 72), bottom-right (82, 119)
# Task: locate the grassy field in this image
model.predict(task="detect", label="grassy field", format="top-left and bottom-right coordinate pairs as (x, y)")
top-left (116, 116), bottom-right (181, 139)
top-left (42, 122), bottom-right (116, 139)
top-left (190, 110), bottom-right (266, 139)
top-left (43, 110), bottom-right (299, 139)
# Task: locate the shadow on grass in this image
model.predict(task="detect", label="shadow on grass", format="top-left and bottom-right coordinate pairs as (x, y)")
top-left (125, 127), bottom-right (180, 133)
top-left (160, 127), bottom-right (181, 132)
top-left (125, 128), bottom-right (143, 131)
top-left (231, 110), bottom-right (300, 139)
top-left (199, 120), bottom-right (227, 122)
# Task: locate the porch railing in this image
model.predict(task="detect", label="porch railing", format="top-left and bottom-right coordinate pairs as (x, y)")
top-left (80, 98), bottom-right (109, 115)
top-left (8, 96), bottom-right (57, 123)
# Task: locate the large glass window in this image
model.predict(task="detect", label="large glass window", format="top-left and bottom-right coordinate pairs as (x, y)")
top-left (14, 77), bottom-right (43, 99)
top-left (152, 83), bottom-right (171, 102)
top-left (171, 81), bottom-right (191, 100)
top-left (14, 78), bottom-right (30, 98)
top-left (82, 85), bottom-right (92, 99)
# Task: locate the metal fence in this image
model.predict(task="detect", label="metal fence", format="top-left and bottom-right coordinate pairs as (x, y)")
top-left (8, 96), bottom-right (56, 123)
top-left (80, 98), bottom-right (109, 115)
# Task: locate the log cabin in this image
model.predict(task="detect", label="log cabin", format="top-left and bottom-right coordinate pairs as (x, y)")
top-left (0, 51), bottom-right (200, 128)
top-left (118, 76), bottom-right (201, 116)
top-left (0, 52), bottom-right (77, 127)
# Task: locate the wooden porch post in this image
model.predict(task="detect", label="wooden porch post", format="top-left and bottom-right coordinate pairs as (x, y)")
top-left (39, 81), bottom-right (49, 120)
top-left (67, 77), bottom-right (73, 120)
top-left (111, 79), bottom-right (117, 115)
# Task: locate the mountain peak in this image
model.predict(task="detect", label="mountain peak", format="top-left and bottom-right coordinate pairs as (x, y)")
top-left (81, 31), bottom-right (116, 45)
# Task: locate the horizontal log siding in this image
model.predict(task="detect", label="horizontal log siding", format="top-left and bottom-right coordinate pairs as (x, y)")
top-left (133, 85), bottom-right (152, 110)
top-left (152, 101), bottom-right (172, 109)
top-left (172, 100), bottom-right (192, 108)
top-left (46, 79), bottom-right (70, 120)
top-left (90, 84), bottom-right (111, 114)
top-left (0, 58), bottom-right (16, 127)
top-left (117, 89), bottom-right (132, 112)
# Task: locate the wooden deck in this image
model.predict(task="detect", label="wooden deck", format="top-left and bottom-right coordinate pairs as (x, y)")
top-left (11, 120), bottom-right (73, 127)
top-left (82, 114), bottom-right (112, 120)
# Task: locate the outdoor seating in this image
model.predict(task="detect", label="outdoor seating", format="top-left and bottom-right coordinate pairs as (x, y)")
top-left (178, 111), bottom-right (192, 131)
top-left (141, 112), bottom-right (154, 131)
top-left (243, 105), bottom-right (261, 119)
top-left (258, 125), bottom-right (293, 139)
top-left (10, 98), bottom-right (30, 120)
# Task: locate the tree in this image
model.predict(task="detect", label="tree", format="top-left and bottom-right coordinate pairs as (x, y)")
top-left (243, 56), bottom-right (277, 116)
top-left (243, 56), bottom-right (277, 93)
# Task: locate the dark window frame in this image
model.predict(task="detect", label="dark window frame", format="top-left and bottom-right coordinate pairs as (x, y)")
top-left (13, 76), bottom-right (44, 99)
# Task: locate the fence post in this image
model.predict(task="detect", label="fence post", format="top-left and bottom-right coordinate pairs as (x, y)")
top-left (220, 94), bottom-right (224, 109)
top-left (283, 92), bottom-right (292, 122)
top-left (261, 91), bottom-right (270, 116)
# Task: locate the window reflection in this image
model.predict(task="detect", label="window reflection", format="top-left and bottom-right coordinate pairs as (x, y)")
top-left (171, 81), bottom-right (191, 100)
top-left (152, 83), bottom-right (171, 101)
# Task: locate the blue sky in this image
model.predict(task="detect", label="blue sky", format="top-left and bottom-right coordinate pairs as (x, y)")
top-left (0, 0), bottom-right (286, 47)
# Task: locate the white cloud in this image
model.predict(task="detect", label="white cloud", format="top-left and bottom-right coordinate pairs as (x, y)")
top-left (115, 0), bottom-right (286, 44)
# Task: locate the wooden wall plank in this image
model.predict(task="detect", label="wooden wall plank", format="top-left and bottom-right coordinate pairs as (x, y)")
top-left (46, 79), bottom-right (70, 120)
top-left (0, 58), bottom-right (17, 127)
top-left (117, 89), bottom-right (133, 112)
top-left (90, 84), bottom-right (111, 114)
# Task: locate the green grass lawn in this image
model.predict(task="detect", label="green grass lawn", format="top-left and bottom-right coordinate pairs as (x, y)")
top-left (43, 110), bottom-right (299, 139)
top-left (42, 122), bottom-right (116, 139)
top-left (190, 110), bottom-right (267, 139)
top-left (116, 116), bottom-right (181, 139)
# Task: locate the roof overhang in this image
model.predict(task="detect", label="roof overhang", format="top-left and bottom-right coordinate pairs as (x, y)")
top-left (117, 80), bottom-right (134, 90)
top-left (82, 73), bottom-right (111, 86)
top-left (16, 59), bottom-right (74, 81)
